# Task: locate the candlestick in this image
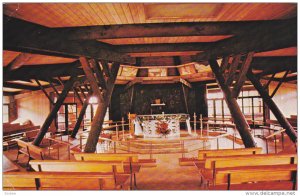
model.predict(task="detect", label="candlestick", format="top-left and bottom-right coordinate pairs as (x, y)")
top-left (193, 112), bottom-right (197, 136)
top-left (200, 114), bottom-right (203, 137)
top-left (122, 117), bottom-right (125, 141)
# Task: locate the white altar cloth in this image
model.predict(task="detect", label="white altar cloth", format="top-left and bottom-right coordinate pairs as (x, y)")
top-left (134, 114), bottom-right (191, 138)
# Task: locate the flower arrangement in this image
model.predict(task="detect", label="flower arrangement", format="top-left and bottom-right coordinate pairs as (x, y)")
top-left (155, 121), bottom-right (171, 136)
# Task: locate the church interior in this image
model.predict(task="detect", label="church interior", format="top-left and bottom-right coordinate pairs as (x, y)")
top-left (2, 2), bottom-right (298, 191)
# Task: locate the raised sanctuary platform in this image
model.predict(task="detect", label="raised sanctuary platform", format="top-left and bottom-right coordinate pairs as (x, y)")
top-left (134, 113), bottom-right (191, 138)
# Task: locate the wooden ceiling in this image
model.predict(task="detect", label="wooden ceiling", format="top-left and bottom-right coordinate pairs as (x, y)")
top-left (4, 3), bottom-right (296, 27)
top-left (2, 3), bottom-right (297, 94)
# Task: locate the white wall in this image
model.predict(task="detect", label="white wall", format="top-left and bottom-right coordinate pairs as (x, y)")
top-left (269, 82), bottom-right (297, 120)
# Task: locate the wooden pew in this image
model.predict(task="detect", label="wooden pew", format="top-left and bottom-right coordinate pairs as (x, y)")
top-left (195, 153), bottom-right (297, 186)
top-left (73, 153), bottom-right (146, 189)
top-left (3, 171), bottom-right (129, 190)
top-left (29, 160), bottom-right (130, 189)
top-left (74, 153), bottom-right (157, 167)
top-left (29, 160), bottom-right (125, 173)
top-left (179, 147), bottom-right (262, 166)
top-left (211, 164), bottom-right (297, 190)
top-left (15, 139), bottom-right (48, 166)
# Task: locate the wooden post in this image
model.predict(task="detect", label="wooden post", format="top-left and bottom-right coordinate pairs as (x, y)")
top-left (210, 59), bottom-right (256, 148)
top-left (33, 75), bottom-right (78, 146)
top-left (247, 71), bottom-right (297, 143)
top-left (83, 59), bottom-right (120, 153)
top-left (71, 92), bottom-right (91, 138)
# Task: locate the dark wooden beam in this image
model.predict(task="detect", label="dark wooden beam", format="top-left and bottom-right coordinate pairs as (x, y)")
top-left (225, 55), bottom-right (241, 86)
top-left (232, 52), bottom-right (254, 98)
top-left (84, 61), bottom-right (120, 152)
top-left (247, 70), bottom-right (297, 143)
top-left (3, 15), bottom-right (134, 64)
top-left (3, 82), bottom-right (40, 91)
top-left (99, 60), bottom-right (111, 78)
top-left (117, 43), bottom-right (209, 53)
top-left (80, 57), bottom-right (102, 98)
top-left (264, 73), bottom-right (277, 90)
top-left (33, 75), bottom-right (78, 146)
top-left (79, 86), bottom-right (88, 99)
top-left (210, 59), bottom-right (256, 148)
top-left (270, 70), bottom-right (290, 98)
top-left (220, 56), bottom-right (230, 74)
top-left (47, 79), bottom-right (60, 96)
top-left (192, 18), bottom-right (296, 61)
top-left (89, 59), bottom-right (107, 90)
top-left (71, 89), bottom-right (93, 138)
top-left (179, 78), bottom-right (192, 89)
top-left (4, 61), bottom-right (81, 82)
top-left (55, 20), bottom-right (292, 40)
top-left (73, 87), bottom-right (83, 105)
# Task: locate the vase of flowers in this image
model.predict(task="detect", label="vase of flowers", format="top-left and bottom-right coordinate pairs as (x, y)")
top-left (156, 121), bottom-right (171, 138)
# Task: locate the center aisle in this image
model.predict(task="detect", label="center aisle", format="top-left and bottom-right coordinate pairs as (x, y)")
top-left (135, 153), bottom-right (202, 190)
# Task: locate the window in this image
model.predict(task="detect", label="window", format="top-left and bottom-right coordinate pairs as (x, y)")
top-left (57, 103), bottom-right (77, 131)
top-left (3, 104), bottom-right (9, 123)
top-left (207, 87), bottom-right (264, 124)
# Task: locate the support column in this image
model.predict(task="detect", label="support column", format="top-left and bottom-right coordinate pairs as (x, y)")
top-left (71, 91), bottom-right (92, 138)
top-left (247, 71), bottom-right (297, 143)
top-left (33, 75), bottom-right (78, 146)
top-left (83, 60), bottom-right (120, 153)
top-left (209, 59), bottom-right (256, 148)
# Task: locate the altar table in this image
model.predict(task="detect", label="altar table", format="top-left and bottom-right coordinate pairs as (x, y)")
top-left (134, 113), bottom-right (191, 138)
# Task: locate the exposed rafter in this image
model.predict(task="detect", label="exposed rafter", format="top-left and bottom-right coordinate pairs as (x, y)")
top-left (3, 15), bottom-right (135, 64)
top-left (53, 20), bottom-right (293, 40)
top-left (192, 18), bottom-right (296, 61)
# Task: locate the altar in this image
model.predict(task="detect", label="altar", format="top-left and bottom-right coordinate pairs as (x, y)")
top-left (134, 113), bottom-right (191, 138)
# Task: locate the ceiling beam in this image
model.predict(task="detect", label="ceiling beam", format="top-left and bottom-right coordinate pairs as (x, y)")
top-left (53, 20), bottom-right (293, 40)
top-left (3, 15), bottom-right (135, 64)
top-left (192, 18), bottom-right (296, 61)
top-left (4, 61), bottom-right (82, 82)
top-left (3, 82), bottom-right (40, 91)
top-left (116, 43), bottom-right (210, 53)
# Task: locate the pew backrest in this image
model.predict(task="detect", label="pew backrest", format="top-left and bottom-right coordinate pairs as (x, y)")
top-left (29, 160), bottom-right (125, 173)
top-left (214, 164), bottom-right (297, 190)
top-left (198, 147), bottom-right (262, 161)
top-left (3, 171), bottom-right (124, 190)
top-left (204, 153), bottom-right (297, 170)
top-left (74, 153), bottom-right (139, 163)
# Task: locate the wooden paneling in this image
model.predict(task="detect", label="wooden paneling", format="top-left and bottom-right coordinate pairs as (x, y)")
top-left (98, 35), bottom-right (233, 45)
top-left (254, 47), bottom-right (297, 57)
top-left (16, 92), bottom-right (50, 126)
top-left (4, 3), bottom-right (296, 27)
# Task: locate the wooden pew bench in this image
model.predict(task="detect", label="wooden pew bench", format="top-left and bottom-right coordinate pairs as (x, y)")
top-left (74, 153), bottom-right (157, 167)
top-left (179, 147), bottom-right (262, 166)
top-left (73, 153), bottom-right (147, 189)
top-left (211, 164), bottom-right (297, 190)
top-left (194, 153), bottom-right (297, 186)
top-left (15, 139), bottom-right (48, 166)
top-left (29, 160), bottom-right (131, 189)
top-left (3, 171), bottom-right (129, 190)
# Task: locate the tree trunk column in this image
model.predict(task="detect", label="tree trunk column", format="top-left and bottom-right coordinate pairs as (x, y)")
top-left (247, 71), bottom-right (297, 143)
top-left (209, 59), bottom-right (256, 148)
top-left (33, 75), bottom-right (78, 146)
top-left (84, 63), bottom-right (120, 153)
